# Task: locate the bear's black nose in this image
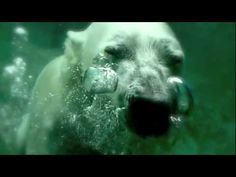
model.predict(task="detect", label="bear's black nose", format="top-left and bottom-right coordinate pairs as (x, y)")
top-left (126, 96), bottom-right (171, 138)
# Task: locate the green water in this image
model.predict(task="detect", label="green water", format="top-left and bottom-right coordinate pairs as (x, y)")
top-left (0, 22), bottom-right (235, 154)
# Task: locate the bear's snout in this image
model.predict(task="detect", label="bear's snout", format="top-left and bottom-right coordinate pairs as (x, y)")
top-left (126, 95), bottom-right (171, 138)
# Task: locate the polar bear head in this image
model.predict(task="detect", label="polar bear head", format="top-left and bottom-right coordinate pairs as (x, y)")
top-left (63, 23), bottom-right (193, 139)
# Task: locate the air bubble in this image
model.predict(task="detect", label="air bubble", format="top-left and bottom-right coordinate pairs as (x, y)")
top-left (14, 26), bottom-right (28, 41)
top-left (170, 115), bottom-right (183, 128)
top-left (49, 92), bottom-right (54, 97)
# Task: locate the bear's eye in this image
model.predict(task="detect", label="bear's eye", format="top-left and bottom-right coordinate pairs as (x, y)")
top-left (157, 39), bottom-right (184, 66)
top-left (104, 45), bottom-right (128, 59)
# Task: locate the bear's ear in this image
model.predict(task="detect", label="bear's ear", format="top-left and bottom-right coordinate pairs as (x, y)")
top-left (64, 30), bottom-right (87, 65)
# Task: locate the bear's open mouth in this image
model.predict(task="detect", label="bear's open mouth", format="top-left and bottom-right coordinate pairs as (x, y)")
top-left (125, 76), bottom-right (193, 138)
top-left (126, 96), bottom-right (171, 138)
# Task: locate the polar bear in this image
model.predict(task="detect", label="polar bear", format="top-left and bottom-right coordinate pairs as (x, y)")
top-left (17, 23), bottom-right (193, 154)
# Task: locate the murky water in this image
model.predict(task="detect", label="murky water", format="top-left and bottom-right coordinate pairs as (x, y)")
top-left (0, 22), bottom-right (235, 154)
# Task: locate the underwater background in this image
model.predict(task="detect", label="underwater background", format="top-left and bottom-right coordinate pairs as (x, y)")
top-left (0, 22), bottom-right (235, 154)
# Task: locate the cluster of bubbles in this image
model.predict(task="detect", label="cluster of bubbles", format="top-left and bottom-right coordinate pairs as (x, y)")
top-left (60, 82), bottom-right (129, 154)
top-left (0, 26), bottom-right (33, 153)
top-left (3, 57), bottom-right (31, 100)
top-left (2, 26), bottom-right (33, 102)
